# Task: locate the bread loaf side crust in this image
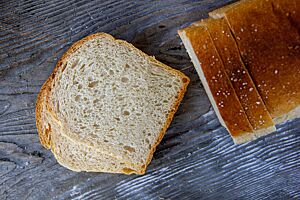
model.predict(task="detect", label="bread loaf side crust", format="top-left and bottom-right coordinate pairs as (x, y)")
top-left (178, 25), bottom-right (254, 139)
top-left (198, 18), bottom-right (275, 132)
top-left (209, 0), bottom-right (300, 120)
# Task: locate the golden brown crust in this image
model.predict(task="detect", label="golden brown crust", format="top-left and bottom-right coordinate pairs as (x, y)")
top-left (179, 25), bottom-right (254, 137)
top-left (36, 78), bottom-right (52, 149)
top-left (37, 32), bottom-right (190, 174)
top-left (271, 0), bottom-right (300, 25)
top-left (200, 18), bottom-right (275, 131)
top-left (210, 0), bottom-right (300, 120)
top-left (209, 0), bottom-right (253, 19)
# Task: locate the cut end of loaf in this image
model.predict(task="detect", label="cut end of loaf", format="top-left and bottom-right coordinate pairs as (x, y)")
top-left (274, 105), bottom-right (300, 125)
top-left (232, 126), bottom-right (276, 144)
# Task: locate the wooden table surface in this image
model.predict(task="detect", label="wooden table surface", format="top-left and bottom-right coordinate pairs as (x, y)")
top-left (0, 0), bottom-right (299, 199)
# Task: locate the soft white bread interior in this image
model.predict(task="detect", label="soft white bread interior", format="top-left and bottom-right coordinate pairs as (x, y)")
top-left (37, 81), bottom-right (141, 174)
top-left (36, 33), bottom-right (189, 174)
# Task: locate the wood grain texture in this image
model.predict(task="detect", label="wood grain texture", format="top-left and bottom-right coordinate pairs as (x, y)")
top-left (0, 0), bottom-right (299, 199)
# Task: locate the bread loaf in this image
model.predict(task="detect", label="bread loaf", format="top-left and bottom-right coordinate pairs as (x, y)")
top-left (179, 0), bottom-right (300, 143)
top-left (210, 0), bottom-right (300, 124)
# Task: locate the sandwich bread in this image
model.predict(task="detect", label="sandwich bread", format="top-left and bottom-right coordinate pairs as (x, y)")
top-left (36, 33), bottom-right (189, 174)
top-left (179, 0), bottom-right (300, 143)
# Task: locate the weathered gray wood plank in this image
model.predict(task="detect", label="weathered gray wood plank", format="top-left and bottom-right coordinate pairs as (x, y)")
top-left (0, 0), bottom-right (299, 199)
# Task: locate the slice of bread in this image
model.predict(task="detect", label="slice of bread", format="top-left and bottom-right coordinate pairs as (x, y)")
top-left (209, 0), bottom-right (300, 123)
top-left (37, 86), bottom-right (142, 174)
top-left (36, 33), bottom-right (189, 174)
top-left (199, 18), bottom-right (276, 136)
top-left (178, 25), bottom-right (255, 144)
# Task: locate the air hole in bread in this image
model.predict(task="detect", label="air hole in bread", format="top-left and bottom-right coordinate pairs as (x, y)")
top-left (78, 84), bottom-right (82, 90)
top-left (93, 99), bottom-right (99, 104)
top-left (88, 62), bottom-right (94, 67)
top-left (80, 64), bottom-right (85, 71)
top-left (93, 123), bottom-right (99, 128)
top-left (75, 95), bottom-right (80, 102)
top-left (124, 146), bottom-right (135, 152)
top-left (117, 96), bottom-right (124, 101)
top-left (88, 81), bottom-right (99, 88)
top-left (71, 59), bottom-right (79, 69)
top-left (121, 77), bottom-right (129, 83)
top-left (145, 138), bottom-right (150, 144)
top-left (123, 110), bottom-right (130, 116)
top-left (56, 102), bottom-right (60, 113)
top-left (109, 70), bottom-right (114, 75)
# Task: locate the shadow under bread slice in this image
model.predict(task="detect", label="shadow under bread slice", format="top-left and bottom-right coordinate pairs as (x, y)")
top-left (198, 18), bottom-right (276, 139)
top-left (210, 0), bottom-right (300, 124)
top-left (178, 25), bottom-right (255, 144)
